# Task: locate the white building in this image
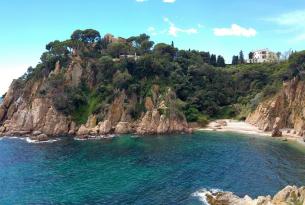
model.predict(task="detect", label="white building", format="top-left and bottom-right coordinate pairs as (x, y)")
top-left (249, 49), bottom-right (278, 63)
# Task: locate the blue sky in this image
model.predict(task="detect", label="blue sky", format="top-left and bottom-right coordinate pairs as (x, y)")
top-left (0, 0), bottom-right (305, 94)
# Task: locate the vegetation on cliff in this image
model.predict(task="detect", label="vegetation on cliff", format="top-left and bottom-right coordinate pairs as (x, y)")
top-left (9, 29), bottom-right (302, 126)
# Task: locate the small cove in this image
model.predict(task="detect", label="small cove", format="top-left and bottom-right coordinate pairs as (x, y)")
top-left (0, 131), bottom-right (304, 204)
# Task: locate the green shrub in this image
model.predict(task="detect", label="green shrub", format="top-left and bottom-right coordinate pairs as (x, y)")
top-left (197, 115), bottom-right (209, 127)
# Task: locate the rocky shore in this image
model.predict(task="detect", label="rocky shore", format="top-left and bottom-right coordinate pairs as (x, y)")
top-left (0, 81), bottom-right (191, 142)
top-left (199, 185), bottom-right (305, 205)
top-left (246, 77), bottom-right (305, 139)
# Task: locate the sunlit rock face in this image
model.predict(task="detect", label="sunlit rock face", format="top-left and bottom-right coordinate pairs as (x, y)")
top-left (205, 186), bottom-right (305, 205)
top-left (247, 77), bottom-right (305, 137)
top-left (0, 76), bottom-right (190, 137)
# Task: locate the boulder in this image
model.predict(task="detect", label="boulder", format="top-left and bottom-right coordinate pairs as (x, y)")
top-left (204, 186), bottom-right (305, 205)
top-left (272, 128), bottom-right (282, 137)
top-left (0, 126), bottom-right (6, 133)
top-left (77, 125), bottom-right (90, 136)
top-left (272, 117), bottom-right (282, 137)
top-left (90, 126), bottom-right (99, 135)
top-left (272, 186), bottom-right (305, 204)
top-left (30, 134), bottom-right (49, 142)
top-left (68, 122), bottom-right (77, 135)
top-left (99, 120), bottom-right (112, 134)
top-left (32, 131), bottom-right (42, 136)
top-left (115, 122), bottom-right (131, 134)
top-left (217, 120), bottom-right (228, 127)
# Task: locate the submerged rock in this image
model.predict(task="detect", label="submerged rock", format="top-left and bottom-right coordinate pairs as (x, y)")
top-left (30, 134), bottom-right (49, 142)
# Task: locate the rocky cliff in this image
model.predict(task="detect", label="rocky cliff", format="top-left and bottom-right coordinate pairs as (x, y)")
top-left (246, 77), bottom-right (305, 137)
top-left (0, 79), bottom-right (72, 137)
top-left (0, 62), bottom-right (191, 139)
top-left (74, 86), bottom-right (191, 138)
top-left (203, 186), bottom-right (305, 205)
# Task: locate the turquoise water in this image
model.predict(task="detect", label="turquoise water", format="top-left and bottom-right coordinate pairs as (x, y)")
top-left (0, 132), bottom-right (305, 204)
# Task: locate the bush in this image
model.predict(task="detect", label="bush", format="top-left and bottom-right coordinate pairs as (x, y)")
top-left (261, 84), bottom-right (280, 98)
top-left (197, 115), bottom-right (209, 127)
top-left (184, 106), bottom-right (201, 122)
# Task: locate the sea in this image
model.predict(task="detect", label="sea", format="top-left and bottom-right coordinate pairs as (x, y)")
top-left (0, 131), bottom-right (305, 204)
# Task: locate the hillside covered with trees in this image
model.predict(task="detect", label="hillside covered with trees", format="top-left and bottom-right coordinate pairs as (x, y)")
top-left (2, 29), bottom-right (302, 133)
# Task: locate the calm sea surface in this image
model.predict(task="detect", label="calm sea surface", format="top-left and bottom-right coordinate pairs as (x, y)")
top-left (0, 131), bottom-right (305, 204)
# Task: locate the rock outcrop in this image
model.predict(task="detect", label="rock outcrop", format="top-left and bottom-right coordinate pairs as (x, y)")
top-left (136, 88), bottom-right (191, 135)
top-left (0, 62), bottom-right (191, 137)
top-left (99, 120), bottom-right (112, 134)
top-left (30, 133), bottom-right (49, 142)
top-left (9, 98), bottom-right (69, 135)
top-left (247, 77), bottom-right (305, 136)
top-left (203, 186), bottom-right (305, 205)
top-left (74, 88), bottom-right (191, 137)
top-left (0, 86), bottom-right (71, 137)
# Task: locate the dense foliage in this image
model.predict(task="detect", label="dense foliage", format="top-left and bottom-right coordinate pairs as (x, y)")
top-left (16, 29), bottom-right (298, 124)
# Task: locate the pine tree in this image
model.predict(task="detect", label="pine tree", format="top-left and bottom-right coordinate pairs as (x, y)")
top-left (216, 55), bottom-right (226, 67)
top-left (232, 55), bottom-right (239, 65)
top-left (239, 50), bottom-right (245, 64)
top-left (200, 52), bottom-right (210, 64)
top-left (248, 52), bottom-right (254, 63)
top-left (210, 54), bottom-right (217, 66)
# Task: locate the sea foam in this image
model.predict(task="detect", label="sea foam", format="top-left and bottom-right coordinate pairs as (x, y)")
top-left (74, 134), bottom-right (117, 141)
top-left (25, 137), bottom-right (61, 144)
top-left (0, 136), bottom-right (61, 144)
top-left (192, 188), bottom-right (223, 205)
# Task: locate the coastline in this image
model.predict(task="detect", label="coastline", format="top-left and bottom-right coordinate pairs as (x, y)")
top-left (197, 119), bottom-right (305, 147)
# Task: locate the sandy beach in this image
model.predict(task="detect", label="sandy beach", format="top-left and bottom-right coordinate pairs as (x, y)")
top-left (198, 119), bottom-right (305, 147)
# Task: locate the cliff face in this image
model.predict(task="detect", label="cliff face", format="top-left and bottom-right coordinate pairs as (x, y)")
top-left (74, 86), bottom-right (191, 138)
top-left (0, 62), bottom-right (191, 138)
top-left (246, 77), bottom-right (305, 136)
top-left (204, 185), bottom-right (305, 205)
top-left (0, 80), bottom-right (72, 136)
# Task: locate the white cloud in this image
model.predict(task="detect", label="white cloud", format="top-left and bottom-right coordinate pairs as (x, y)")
top-left (267, 10), bottom-right (305, 26)
top-left (136, 0), bottom-right (147, 2)
top-left (164, 17), bottom-right (198, 37)
top-left (147, 27), bottom-right (158, 36)
top-left (148, 18), bottom-right (198, 37)
top-left (147, 26), bottom-right (167, 36)
top-left (266, 10), bottom-right (305, 42)
top-left (163, 0), bottom-right (176, 3)
top-left (213, 24), bottom-right (257, 37)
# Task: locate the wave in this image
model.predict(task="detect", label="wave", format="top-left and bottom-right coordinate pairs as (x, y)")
top-left (0, 136), bottom-right (61, 144)
top-left (74, 134), bottom-right (117, 141)
top-left (192, 188), bottom-right (223, 205)
top-left (25, 137), bottom-right (61, 144)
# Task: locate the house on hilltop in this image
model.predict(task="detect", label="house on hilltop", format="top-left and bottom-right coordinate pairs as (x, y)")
top-left (249, 49), bottom-right (278, 63)
top-left (104, 34), bottom-right (127, 44)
